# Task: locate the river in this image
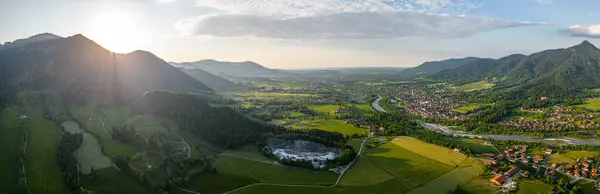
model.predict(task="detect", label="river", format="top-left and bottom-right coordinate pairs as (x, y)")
top-left (370, 96), bottom-right (600, 146)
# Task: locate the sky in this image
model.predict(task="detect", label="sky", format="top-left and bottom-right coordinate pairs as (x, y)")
top-left (1, 0), bottom-right (600, 69)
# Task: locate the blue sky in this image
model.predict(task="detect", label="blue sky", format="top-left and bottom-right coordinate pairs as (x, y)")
top-left (1, 0), bottom-right (599, 69)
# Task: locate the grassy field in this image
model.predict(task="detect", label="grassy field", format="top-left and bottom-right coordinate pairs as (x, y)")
top-left (510, 110), bottom-right (545, 121)
top-left (392, 136), bottom-right (467, 166)
top-left (450, 139), bottom-right (498, 154)
top-left (575, 99), bottom-right (600, 111)
top-left (290, 119), bottom-right (368, 136)
top-left (365, 142), bottom-right (455, 193)
top-left (516, 180), bottom-right (554, 194)
top-left (452, 103), bottom-right (492, 113)
top-left (24, 105), bottom-right (66, 193)
top-left (0, 106), bottom-right (24, 193)
top-left (452, 81), bottom-right (494, 92)
top-left (547, 151), bottom-right (600, 165)
top-left (407, 157), bottom-right (486, 194)
top-left (125, 115), bottom-right (176, 138)
top-left (214, 155), bottom-right (337, 185)
top-left (350, 104), bottom-right (373, 115)
top-left (231, 178), bottom-right (405, 194)
top-left (575, 180), bottom-right (600, 194)
top-left (309, 105), bottom-right (341, 116)
top-left (338, 156), bottom-right (394, 186)
top-left (182, 173), bottom-right (257, 194)
top-left (81, 168), bottom-right (152, 194)
top-left (455, 174), bottom-right (499, 194)
top-left (222, 144), bottom-right (273, 162)
top-left (69, 106), bottom-right (138, 158)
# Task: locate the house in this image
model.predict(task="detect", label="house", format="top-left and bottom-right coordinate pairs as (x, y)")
top-left (505, 167), bottom-right (519, 177)
top-left (551, 162), bottom-right (557, 168)
top-left (482, 153), bottom-right (495, 158)
top-left (491, 174), bottom-right (508, 185)
top-left (520, 171), bottom-right (530, 177)
top-left (545, 148), bottom-right (553, 155)
top-left (453, 148), bottom-right (461, 152)
top-left (541, 96), bottom-right (548, 101)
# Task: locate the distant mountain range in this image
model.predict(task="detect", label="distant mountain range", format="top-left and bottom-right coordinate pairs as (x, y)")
top-left (430, 41), bottom-right (600, 91)
top-left (171, 60), bottom-right (288, 78)
top-left (399, 57), bottom-right (484, 78)
top-left (0, 33), bottom-right (209, 104)
top-left (179, 68), bottom-right (247, 91)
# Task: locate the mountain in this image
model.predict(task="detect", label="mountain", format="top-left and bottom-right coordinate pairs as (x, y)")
top-left (179, 68), bottom-right (247, 91)
top-left (399, 57), bottom-right (484, 78)
top-left (0, 33), bottom-right (62, 51)
top-left (431, 41), bottom-right (600, 91)
top-left (172, 60), bottom-right (287, 78)
top-left (0, 34), bottom-right (209, 104)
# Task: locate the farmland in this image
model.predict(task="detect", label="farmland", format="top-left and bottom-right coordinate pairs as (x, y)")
top-left (213, 155), bottom-right (338, 185)
top-left (0, 106), bottom-right (23, 193)
top-left (515, 180), bottom-right (554, 194)
top-left (289, 119), bottom-right (368, 136)
top-left (407, 157), bottom-right (486, 194)
top-left (24, 105), bottom-right (66, 193)
top-left (575, 99), bottom-right (600, 111)
top-left (338, 156), bottom-right (394, 186)
top-left (547, 151), bottom-right (600, 165)
top-left (392, 136), bottom-right (467, 166)
top-left (451, 81), bottom-right (494, 92)
top-left (452, 103), bottom-right (492, 113)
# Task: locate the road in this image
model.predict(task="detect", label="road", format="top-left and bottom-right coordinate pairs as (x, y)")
top-left (372, 95), bottom-right (387, 113)
top-left (222, 135), bottom-right (372, 194)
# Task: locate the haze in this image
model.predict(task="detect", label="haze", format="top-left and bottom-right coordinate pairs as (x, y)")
top-left (1, 0), bottom-right (599, 69)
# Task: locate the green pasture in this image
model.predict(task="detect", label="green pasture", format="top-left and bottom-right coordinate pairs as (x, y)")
top-left (338, 156), bottom-right (394, 186)
top-left (516, 180), bottom-right (554, 194)
top-left (0, 106), bottom-right (24, 193)
top-left (452, 103), bottom-right (492, 113)
top-left (574, 99), bottom-right (600, 111)
top-left (81, 168), bottom-right (152, 194)
top-left (452, 81), bottom-right (494, 92)
top-left (392, 136), bottom-right (467, 166)
top-left (547, 151), bottom-right (600, 165)
top-left (407, 157), bottom-right (486, 194)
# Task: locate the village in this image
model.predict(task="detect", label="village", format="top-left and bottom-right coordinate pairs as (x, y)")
top-left (499, 104), bottom-right (600, 131)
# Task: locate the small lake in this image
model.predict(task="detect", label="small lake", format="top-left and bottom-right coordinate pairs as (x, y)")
top-left (265, 138), bottom-right (340, 169)
top-left (61, 121), bottom-right (113, 174)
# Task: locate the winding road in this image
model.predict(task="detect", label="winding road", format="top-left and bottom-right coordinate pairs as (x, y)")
top-left (372, 95), bottom-right (387, 113)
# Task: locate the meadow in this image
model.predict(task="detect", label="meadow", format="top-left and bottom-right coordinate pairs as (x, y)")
top-left (24, 105), bottom-right (66, 193)
top-left (309, 104), bottom-right (341, 116)
top-left (452, 103), bottom-right (492, 113)
top-left (213, 155), bottom-right (338, 185)
top-left (80, 168), bottom-right (152, 194)
top-left (0, 106), bottom-right (24, 193)
top-left (449, 139), bottom-right (498, 154)
top-left (222, 144), bottom-right (273, 162)
top-left (574, 99), bottom-right (600, 111)
top-left (515, 180), bottom-right (554, 194)
top-left (451, 81), bottom-right (494, 92)
top-left (338, 156), bottom-right (395, 186)
top-left (547, 151), bottom-right (600, 165)
top-left (455, 174), bottom-right (499, 194)
top-left (407, 157), bottom-right (486, 194)
top-left (392, 136), bottom-right (466, 166)
top-left (365, 142), bottom-right (455, 193)
top-left (289, 119), bottom-right (368, 136)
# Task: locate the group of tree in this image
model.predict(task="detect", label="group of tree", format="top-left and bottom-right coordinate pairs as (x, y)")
top-left (56, 131), bottom-right (84, 193)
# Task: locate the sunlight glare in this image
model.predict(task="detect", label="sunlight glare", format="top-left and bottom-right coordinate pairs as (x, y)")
top-left (88, 10), bottom-right (143, 53)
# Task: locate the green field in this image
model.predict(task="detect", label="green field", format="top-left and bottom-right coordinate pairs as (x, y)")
top-left (450, 139), bottom-right (498, 154)
top-left (365, 142), bottom-right (455, 193)
top-left (408, 157), bottom-right (486, 194)
top-left (392, 136), bottom-right (467, 166)
top-left (575, 180), bottom-right (600, 194)
top-left (309, 105), bottom-right (341, 116)
top-left (338, 156), bottom-right (394, 186)
top-left (69, 106), bottom-right (138, 158)
top-left (516, 180), bottom-right (554, 194)
top-left (452, 103), bottom-right (492, 113)
top-left (452, 81), bottom-right (494, 92)
top-left (547, 151), bottom-right (600, 165)
top-left (81, 168), bottom-right (152, 194)
top-left (456, 174), bottom-right (499, 194)
top-left (575, 99), bottom-right (600, 111)
top-left (182, 173), bottom-right (257, 194)
top-left (24, 105), bottom-right (66, 193)
top-left (222, 144), bottom-right (273, 162)
top-left (350, 104), bottom-right (373, 115)
top-left (214, 155), bottom-right (337, 185)
top-left (125, 115), bottom-right (176, 138)
top-left (290, 119), bottom-right (368, 136)
top-left (0, 106), bottom-right (24, 193)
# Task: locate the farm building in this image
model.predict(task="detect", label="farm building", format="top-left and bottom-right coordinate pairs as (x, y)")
top-left (490, 174), bottom-right (508, 185)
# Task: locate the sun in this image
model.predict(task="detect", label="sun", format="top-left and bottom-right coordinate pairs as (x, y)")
top-left (87, 10), bottom-right (143, 53)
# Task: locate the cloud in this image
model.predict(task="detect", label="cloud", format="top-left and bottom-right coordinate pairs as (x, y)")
top-left (178, 11), bottom-right (549, 40)
top-left (194, 0), bottom-right (480, 17)
top-left (534, 0), bottom-right (552, 4)
top-left (558, 24), bottom-right (600, 38)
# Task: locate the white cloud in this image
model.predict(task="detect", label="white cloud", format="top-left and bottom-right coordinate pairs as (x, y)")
top-left (179, 11), bottom-right (549, 39)
top-left (558, 24), bottom-right (600, 38)
top-left (194, 0), bottom-right (479, 17)
top-left (534, 0), bottom-right (552, 4)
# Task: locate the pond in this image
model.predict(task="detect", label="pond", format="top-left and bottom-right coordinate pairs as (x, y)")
top-left (61, 121), bottom-right (113, 174)
top-left (265, 138), bottom-right (340, 169)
